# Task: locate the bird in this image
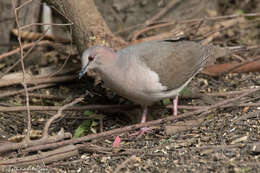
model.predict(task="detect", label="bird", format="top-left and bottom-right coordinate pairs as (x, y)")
top-left (79, 38), bottom-right (234, 135)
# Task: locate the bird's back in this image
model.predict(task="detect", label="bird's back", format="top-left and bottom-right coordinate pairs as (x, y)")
top-left (118, 39), bottom-right (212, 92)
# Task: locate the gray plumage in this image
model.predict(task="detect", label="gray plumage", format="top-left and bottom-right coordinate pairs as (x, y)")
top-left (79, 38), bottom-right (242, 136)
top-left (79, 39), bottom-right (221, 106)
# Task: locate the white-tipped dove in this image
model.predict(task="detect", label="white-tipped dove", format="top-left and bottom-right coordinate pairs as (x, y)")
top-left (79, 38), bottom-right (232, 135)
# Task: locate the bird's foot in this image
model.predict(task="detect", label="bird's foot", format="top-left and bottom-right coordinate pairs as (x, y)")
top-left (112, 127), bottom-right (150, 147)
top-left (129, 127), bottom-right (150, 138)
top-left (112, 136), bottom-right (121, 147)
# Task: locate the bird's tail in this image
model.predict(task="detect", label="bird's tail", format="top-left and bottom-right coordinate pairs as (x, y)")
top-left (211, 45), bottom-right (246, 59)
top-left (203, 44), bottom-right (246, 66)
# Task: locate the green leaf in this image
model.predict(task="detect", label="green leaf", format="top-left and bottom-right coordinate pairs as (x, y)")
top-left (162, 98), bottom-right (171, 105)
top-left (73, 120), bottom-right (92, 138)
top-left (83, 110), bottom-right (94, 116)
top-left (235, 9), bottom-right (244, 15)
top-left (179, 87), bottom-right (189, 95)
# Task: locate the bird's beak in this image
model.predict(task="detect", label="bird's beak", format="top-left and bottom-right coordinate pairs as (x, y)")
top-left (79, 61), bottom-right (90, 79)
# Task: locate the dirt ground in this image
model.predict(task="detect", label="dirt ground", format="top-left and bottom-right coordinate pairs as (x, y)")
top-left (0, 0), bottom-right (260, 172)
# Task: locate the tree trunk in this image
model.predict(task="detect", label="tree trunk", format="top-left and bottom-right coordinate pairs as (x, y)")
top-left (45, 0), bottom-right (127, 53)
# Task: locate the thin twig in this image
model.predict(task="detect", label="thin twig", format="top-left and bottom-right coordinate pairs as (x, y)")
top-left (1, 30), bottom-right (52, 78)
top-left (43, 97), bottom-right (84, 137)
top-left (207, 88), bottom-right (256, 96)
top-left (0, 40), bottom-right (51, 61)
top-left (173, 102), bottom-right (260, 110)
top-left (16, 0), bottom-right (33, 10)
top-left (131, 22), bottom-right (178, 41)
top-left (131, 12), bottom-right (260, 41)
top-left (12, 0), bottom-right (31, 142)
top-left (145, 0), bottom-right (182, 25)
top-left (0, 84), bottom-right (55, 99)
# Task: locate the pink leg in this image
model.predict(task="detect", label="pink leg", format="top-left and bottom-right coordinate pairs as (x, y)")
top-left (130, 106), bottom-right (150, 137)
top-left (140, 106), bottom-right (148, 123)
top-left (173, 95), bottom-right (178, 116)
top-left (113, 106), bottom-right (149, 146)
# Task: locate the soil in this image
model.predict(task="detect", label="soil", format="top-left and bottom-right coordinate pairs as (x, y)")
top-left (0, 0), bottom-right (260, 172)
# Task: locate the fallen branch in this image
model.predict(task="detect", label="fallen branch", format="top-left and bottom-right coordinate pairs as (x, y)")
top-left (0, 75), bottom-right (76, 88)
top-left (0, 84), bottom-right (55, 99)
top-left (0, 104), bottom-right (138, 112)
top-left (203, 56), bottom-right (260, 76)
top-left (0, 145), bottom-right (78, 168)
top-left (14, 88), bottom-right (260, 153)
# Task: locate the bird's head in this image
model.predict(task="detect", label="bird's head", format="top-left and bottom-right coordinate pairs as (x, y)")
top-left (79, 46), bottom-right (116, 79)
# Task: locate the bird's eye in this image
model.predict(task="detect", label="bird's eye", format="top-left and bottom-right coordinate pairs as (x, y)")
top-left (88, 56), bottom-right (94, 61)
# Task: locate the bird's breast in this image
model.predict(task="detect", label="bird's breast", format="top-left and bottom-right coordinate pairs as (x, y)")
top-left (99, 63), bottom-right (174, 105)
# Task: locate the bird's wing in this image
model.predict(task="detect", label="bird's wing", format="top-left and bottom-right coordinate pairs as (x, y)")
top-left (134, 39), bottom-right (210, 93)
